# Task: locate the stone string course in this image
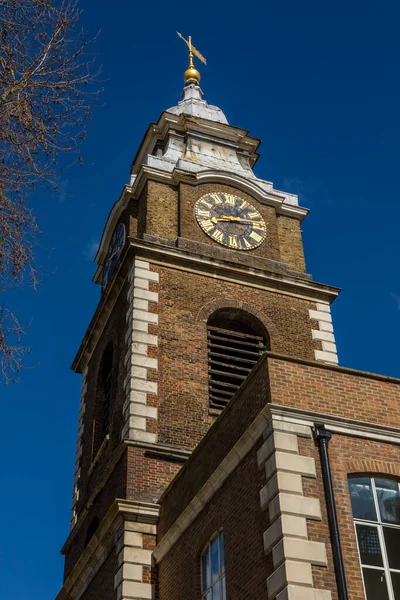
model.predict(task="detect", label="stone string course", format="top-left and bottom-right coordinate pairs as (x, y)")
top-left (123, 259), bottom-right (159, 444)
top-left (258, 418), bottom-right (331, 600)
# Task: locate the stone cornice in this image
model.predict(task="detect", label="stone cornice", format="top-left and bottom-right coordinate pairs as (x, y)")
top-left (56, 499), bottom-right (159, 600)
top-left (129, 111), bottom-right (261, 177)
top-left (268, 404), bottom-right (400, 445)
top-left (94, 164), bottom-right (307, 274)
top-left (74, 240), bottom-right (340, 373)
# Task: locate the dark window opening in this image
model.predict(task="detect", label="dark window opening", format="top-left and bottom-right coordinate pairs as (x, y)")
top-left (85, 517), bottom-right (99, 547)
top-left (92, 343), bottom-right (114, 461)
top-left (207, 309), bottom-right (269, 410)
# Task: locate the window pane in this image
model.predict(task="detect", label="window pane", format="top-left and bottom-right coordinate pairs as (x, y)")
top-left (212, 582), bottom-right (220, 600)
top-left (219, 532), bottom-right (225, 573)
top-left (383, 526), bottom-right (400, 570)
top-left (211, 537), bottom-right (219, 582)
top-left (363, 568), bottom-right (389, 600)
top-left (348, 477), bottom-right (377, 521)
top-left (390, 571), bottom-right (400, 599)
top-left (356, 524), bottom-right (383, 567)
top-left (221, 577), bottom-right (226, 600)
top-left (202, 549), bottom-right (211, 591)
top-left (375, 478), bottom-right (400, 525)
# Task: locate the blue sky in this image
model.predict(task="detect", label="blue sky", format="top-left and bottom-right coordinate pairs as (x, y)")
top-left (2, 0), bottom-right (400, 598)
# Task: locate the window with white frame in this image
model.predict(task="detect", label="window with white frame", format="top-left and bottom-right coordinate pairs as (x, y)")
top-left (201, 531), bottom-right (225, 599)
top-left (348, 475), bottom-right (400, 599)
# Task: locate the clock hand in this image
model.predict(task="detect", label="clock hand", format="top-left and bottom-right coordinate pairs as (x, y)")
top-left (211, 216), bottom-right (264, 226)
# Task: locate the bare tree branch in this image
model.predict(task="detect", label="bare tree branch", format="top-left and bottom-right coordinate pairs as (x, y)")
top-left (0, 0), bottom-right (101, 382)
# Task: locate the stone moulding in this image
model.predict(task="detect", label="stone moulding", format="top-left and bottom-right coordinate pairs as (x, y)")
top-left (56, 500), bottom-right (159, 600)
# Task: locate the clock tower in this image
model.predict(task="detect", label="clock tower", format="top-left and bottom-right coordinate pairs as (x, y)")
top-left (56, 45), bottom-right (340, 600)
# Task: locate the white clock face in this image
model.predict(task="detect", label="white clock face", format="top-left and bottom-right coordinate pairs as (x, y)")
top-left (195, 192), bottom-right (266, 250)
top-left (103, 223), bottom-right (126, 287)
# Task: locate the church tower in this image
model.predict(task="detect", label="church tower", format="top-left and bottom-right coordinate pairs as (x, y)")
top-left (56, 39), bottom-right (340, 600)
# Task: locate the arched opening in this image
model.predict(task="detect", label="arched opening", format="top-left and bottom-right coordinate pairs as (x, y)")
top-left (92, 343), bottom-right (114, 461)
top-left (207, 308), bottom-right (269, 409)
top-left (85, 516), bottom-right (99, 547)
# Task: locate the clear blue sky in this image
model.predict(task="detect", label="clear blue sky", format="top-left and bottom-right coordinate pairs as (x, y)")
top-left (2, 0), bottom-right (400, 598)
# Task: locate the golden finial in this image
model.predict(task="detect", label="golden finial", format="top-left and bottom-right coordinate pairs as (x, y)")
top-left (177, 32), bottom-right (207, 85)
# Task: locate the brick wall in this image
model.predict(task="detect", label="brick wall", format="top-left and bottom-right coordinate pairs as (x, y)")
top-left (64, 452), bottom-right (127, 579)
top-left (78, 281), bottom-right (129, 515)
top-left (268, 354), bottom-right (400, 427)
top-left (158, 442), bottom-right (271, 600)
top-left (156, 353), bottom-right (400, 600)
top-left (79, 548), bottom-right (118, 600)
top-left (153, 264), bottom-right (320, 451)
top-left (158, 354), bottom-right (271, 537)
top-left (276, 215), bottom-right (306, 272)
top-left (140, 179), bottom-right (307, 274)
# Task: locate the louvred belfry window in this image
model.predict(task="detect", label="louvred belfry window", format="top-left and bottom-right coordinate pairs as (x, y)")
top-left (92, 343), bottom-right (114, 461)
top-left (207, 309), bottom-right (268, 410)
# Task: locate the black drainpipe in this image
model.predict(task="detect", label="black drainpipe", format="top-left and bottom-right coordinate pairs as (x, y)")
top-left (313, 425), bottom-right (348, 600)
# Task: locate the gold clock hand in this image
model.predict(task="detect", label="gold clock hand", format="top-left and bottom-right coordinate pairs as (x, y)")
top-left (211, 216), bottom-right (264, 226)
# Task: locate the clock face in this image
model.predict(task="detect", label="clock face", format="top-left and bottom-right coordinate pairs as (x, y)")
top-left (103, 223), bottom-right (126, 287)
top-left (195, 192), bottom-right (266, 250)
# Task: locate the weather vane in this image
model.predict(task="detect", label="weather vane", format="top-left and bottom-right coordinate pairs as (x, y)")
top-left (177, 32), bottom-right (207, 85)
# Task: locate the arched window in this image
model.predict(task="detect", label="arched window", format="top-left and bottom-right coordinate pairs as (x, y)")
top-left (207, 308), bottom-right (269, 409)
top-left (348, 475), bottom-right (400, 599)
top-left (201, 531), bottom-right (225, 599)
top-left (92, 343), bottom-right (114, 461)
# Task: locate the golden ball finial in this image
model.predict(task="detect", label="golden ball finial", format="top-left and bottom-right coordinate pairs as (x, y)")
top-left (177, 33), bottom-right (206, 86)
top-left (184, 65), bottom-right (200, 84)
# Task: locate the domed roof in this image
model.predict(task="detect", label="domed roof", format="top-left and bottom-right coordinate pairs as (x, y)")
top-left (167, 83), bottom-right (228, 124)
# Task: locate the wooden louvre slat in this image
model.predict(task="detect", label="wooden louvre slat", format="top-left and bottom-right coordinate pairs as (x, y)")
top-left (208, 325), bottom-right (266, 410)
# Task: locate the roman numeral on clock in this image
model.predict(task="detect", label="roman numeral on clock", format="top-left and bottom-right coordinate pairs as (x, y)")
top-left (212, 230), bottom-right (224, 243)
top-left (201, 200), bottom-right (213, 209)
top-left (197, 209), bottom-right (210, 218)
top-left (249, 231), bottom-right (262, 243)
top-left (201, 219), bottom-right (214, 232)
top-left (229, 236), bottom-right (238, 248)
top-left (243, 238), bottom-right (252, 249)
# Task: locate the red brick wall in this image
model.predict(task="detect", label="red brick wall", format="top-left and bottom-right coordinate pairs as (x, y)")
top-left (158, 354), bottom-right (271, 537)
top-left (268, 354), bottom-right (400, 427)
top-left (297, 434), bottom-right (400, 600)
top-left (126, 445), bottom-right (182, 504)
top-left (64, 452), bottom-right (127, 579)
top-left (153, 264), bottom-right (319, 451)
top-left (158, 443), bottom-right (272, 600)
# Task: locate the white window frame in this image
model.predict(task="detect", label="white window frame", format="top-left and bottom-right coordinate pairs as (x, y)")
top-left (201, 530), bottom-right (226, 599)
top-left (350, 476), bottom-right (400, 600)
